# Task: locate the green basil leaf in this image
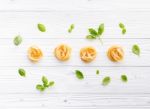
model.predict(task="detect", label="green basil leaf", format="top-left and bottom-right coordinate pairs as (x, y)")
top-left (122, 28), bottom-right (126, 34)
top-left (86, 35), bottom-right (96, 39)
top-left (102, 76), bottom-right (111, 86)
top-left (68, 29), bottom-right (71, 33)
top-left (88, 28), bottom-right (98, 36)
top-left (38, 23), bottom-right (46, 32)
top-left (121, 75), bottom-right (128, 82)
top-left (48, 81), bottom-right (55, 87)
top-left (96, 70), bottom-right (100, 75)
top-left (14, 35), bottom-right (22, 46)
top-left (42, 76), bottom-right (48, 86)
top-left (70, 24), bottom-right (74, 29)
top-left (43, 83), bottom-right (49, 87)
top-left (36, 84), bottom-right (45, 91)
top-left (98, 23), bottom-right (104, 36)
top-left (132, 44), bottom-right (140, 56)
top-left (18, 68), bottom-right (26, 77)
top-left (68, 24), bottom-right (75, 33)
top-left (119, 23), bottom-right (125, 29)
top-left (75, 70), bottom-right (84, 80)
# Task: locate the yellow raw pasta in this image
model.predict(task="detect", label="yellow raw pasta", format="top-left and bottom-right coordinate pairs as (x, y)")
top-left (107, 45), bottom-right (124, 62)
top-left (28, 46), bottom-right (43, 62)
top-left (54, 44), bottom-right (71, 61)
top-left (80, 46), bottom-right (97, 63)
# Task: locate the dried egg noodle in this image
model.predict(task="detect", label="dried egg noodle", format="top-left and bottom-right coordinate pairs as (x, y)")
top-left (107, 45), bottom-right (124, 62)
top-left (28, 46), bottom-right (43, 62)
top-left (54, 44), bottom-right (71, 61)
top-left (80, 46), bottom-right (97, 63)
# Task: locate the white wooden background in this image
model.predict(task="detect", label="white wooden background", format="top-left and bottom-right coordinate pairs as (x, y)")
top-left (0, 0), bottom-right (150, 109)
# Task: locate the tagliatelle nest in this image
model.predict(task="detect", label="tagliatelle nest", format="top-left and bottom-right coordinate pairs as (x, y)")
top-left (54, 44), bottom-right (71, 61)
top-left (80, 46), bottom-right (97, 63)
top-left (28, 46), bottom-right (43, 62)
top-left (107, 45), bottom-right (124, 62)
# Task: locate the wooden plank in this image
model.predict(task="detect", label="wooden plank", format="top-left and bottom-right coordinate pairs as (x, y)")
top-left (0, 93), bottom-right (150, 109)
top-left (0, 38), bottom-right (149, 66)
top-left (0, 11), bottom-right (149, 38)
top-left (0, 67), bottom-right (149, 93)
top-left (0, 0), bottom-right (150, 11)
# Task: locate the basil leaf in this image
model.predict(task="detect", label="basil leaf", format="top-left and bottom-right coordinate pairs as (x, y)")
top-left (14, 35), bottom-right (22, 46)
top-left (68, 29), bottom-right (72, 33)
top-left (121, 75), bottom-right (128, 82)
top-left (122, 28), bottom-right (126, 34)
top-left (86, 35), bottom-right (96, 39)
top-left (42, 76), bottom-right (48, 87)
top-left (119, 23), bottom-right (125, 29)
top-left (98, 23), bottom-right (104, 36)
top-left (96, 70), bottom-right (100, 75)
top-left (38, 23), bottom-right (46, 32)
top-left (68, 24), bottom-right (75, 33)
top-left (75, 70), bottom-right (84, 80)
top-left (48, 81), bottom-right (55, 87)
top-left (102, 76), bottom-right (111, 86)
top-left (119, 22), bottom-right (126, 35)
top-left (88, 28), bottom-right (98, 36)
top-left (132, 44), bottom-right (140, 56)
top-left (70, 24), bottom-right (74, 29)
top-left (36, 84), bottom-right (45, 91)
top-left (18, 68), bottom-right (26, 77)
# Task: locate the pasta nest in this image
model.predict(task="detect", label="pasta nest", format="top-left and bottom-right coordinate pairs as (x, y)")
top-left (54, 44), bottom-right (71, 61)
top-left (107, 45), bottom-right (124, 62)
top-left (28, 46), bottom-right (43, 62)
top-left (80, 46), bottom-right (97, 63)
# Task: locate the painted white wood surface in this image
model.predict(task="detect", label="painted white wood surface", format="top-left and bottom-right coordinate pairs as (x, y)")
top-left (0, 0), bottom-right (150, 109)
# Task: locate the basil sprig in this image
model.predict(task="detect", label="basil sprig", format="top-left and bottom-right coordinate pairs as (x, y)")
top-left (86, 23), bottom-right (104, 44)
top-left (36, 76), bottom-right (55, 92)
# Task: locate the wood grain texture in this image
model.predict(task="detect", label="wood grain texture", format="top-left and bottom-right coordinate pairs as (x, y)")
top-left (0, 11), bottom-right (150, 39)
top-left (0, 0), bottom-right (150, 109)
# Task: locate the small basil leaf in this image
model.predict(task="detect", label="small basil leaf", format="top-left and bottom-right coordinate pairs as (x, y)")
top-left (132, 44), bottom-right (140, 56)
top-left (121, 75), bottom-right (128, 82)
top-left (48, 81), bottom-right (55, 87)
top-left (86, 35), bottom-right (96, 39)
top-left (18, 68), bottom-right (26, 77)
top-left (68, 29), bottom-right (71, 33)
top-left (75, 70), bottom-right (84, 80)
top-left (98, 23), bottom-right (104, 36)
top-left (102, 76), bottom-right (111, 86)
top-left (70, 24), bottom-right (74, 29)
top-left (96, 70), bottom-right (100, 75)
top-left (68, 24), bottom-right (75, 33)
top-left (36, 84), bottom-right (45, 91)
top-left (42, 76), bottom-right (48, 86)
top-left (88, 28), bottom-right (98, 36)
top-left (38, 23), bottom-right (46, 32)
top-left (122, 28), bottom-right (126, 34)
top-left (14, 35), bottom-right (22, 46)
top-left (119, 23), bottom-right (125, 29)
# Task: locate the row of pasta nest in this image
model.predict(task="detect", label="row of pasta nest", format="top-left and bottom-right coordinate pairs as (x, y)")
top-left (28, 44), bottom-right (124, 63)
